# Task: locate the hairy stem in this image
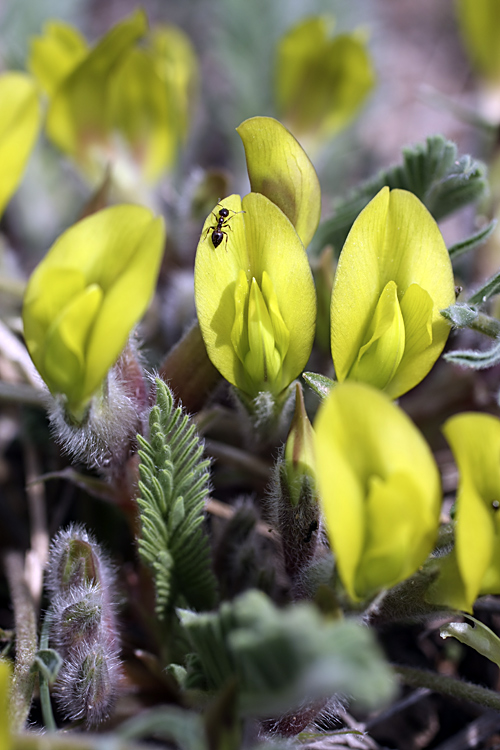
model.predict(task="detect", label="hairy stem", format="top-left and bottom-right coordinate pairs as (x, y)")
top-left (470, 313), bottom-right (500, 339)
top-left (393, 664), bottom-right (500, 712)
top-left (4, 552), bottom-right (38, 731)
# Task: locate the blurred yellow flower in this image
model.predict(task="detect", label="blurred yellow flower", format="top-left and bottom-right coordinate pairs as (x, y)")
top-left (276, 16), bottom-right (375, 148)
top-left (456, 0), bottom-right (500, 82)
top-left (0, 72), bottom-right (41, 217)
top-left (29, 11), bottom-right (198, 189)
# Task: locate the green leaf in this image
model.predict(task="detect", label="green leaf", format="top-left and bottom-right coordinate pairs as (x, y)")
top-left (118, 706), bottom-right (206, 750)
top-left (468, 269), bottom-right (500, 304)
top-left (31, 649), bottom-right (62, 683)
top-left (178, 590), bottom-right (395, 717)
top-left (444, 339), bottom-right (500, 369)
top-left (302, 371), bottom-right (335, 399)
top-left (448, 220), bottom-right (497, 261)
top-left (309, 136), bottom-right (488, 256)
top-left (441, 615), bottom-right (500, 668)
top-left (137, 379), bottom-right (216, 616)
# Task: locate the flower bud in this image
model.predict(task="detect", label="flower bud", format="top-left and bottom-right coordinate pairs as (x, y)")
top-left (53, 641), bottom-right (121, 727)
top-left (283, 383), bottom-right (316, 507)
top-left (45, 525), bottom-right (122, 727)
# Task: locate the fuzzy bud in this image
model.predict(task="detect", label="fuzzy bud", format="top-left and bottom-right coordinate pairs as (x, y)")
top-left (283, 383), bottom-right (316, 507)
top-left (45, 525), bottom-right (122, 727)
top-left (269, 384), bottom-right (321, 593)
top-left (53, 641), bottom-right (121, 727)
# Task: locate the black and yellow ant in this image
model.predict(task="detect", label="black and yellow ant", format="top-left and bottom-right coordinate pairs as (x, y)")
top-left (204, 203), bottom-right (244, 249)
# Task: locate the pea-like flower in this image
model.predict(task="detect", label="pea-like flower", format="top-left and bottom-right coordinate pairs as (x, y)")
top-left (314, 382), bottom-right (441, 601)
top-left (429, 413), bottom-right (500, 613)
top-left (0, 72), bottom-right (41, 216)
top-left (331, 187), bottom-right (455, 399)
top-left (23, 205), bottom-right (165, 416)
top-left (275, 16), bottom-right (375, 149)
top-left (194, 193), bottom-right (316, 398)
top-left (28, 11), bottom-right (198, 189)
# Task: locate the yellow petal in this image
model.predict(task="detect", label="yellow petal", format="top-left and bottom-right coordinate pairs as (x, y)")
top-left (106, 47), bottom-right (175, 181)
top-left (43, 284), bottom-right (103, 404)
top-left (456, 0), bottom-right (500, 81)
top-left (0, 73), bottom-right (41, 216)
top-left (148, 24), bottom-right (199, 143)
top-left (349, 280), bottom-right (405, 389)
top-left (276, 16), bottom-right (375, 143)
top-left (237, 116), bottom-right (321, 248)
top-left (443, 413), bottom-right (500, 609)
top-left (245, 277), bottom-right (282, 386)
top-left (46, 10), bottom-right (147, 168)
top-left (28, 20), bottom-right (88, 96)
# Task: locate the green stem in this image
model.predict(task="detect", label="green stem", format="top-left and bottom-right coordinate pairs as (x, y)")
top-left (393, 664), bottom-right (500, 712)
top-left (4, 552), bottom-right (38, 731)
top-left (39, 614), bottom-right (56, 731)
top-left (470, 313), bottom-right (500, 339)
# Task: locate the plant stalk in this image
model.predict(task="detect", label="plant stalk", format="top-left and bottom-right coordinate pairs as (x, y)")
top-left (393, 664), bottom-right (500, 712)
top-left (4, 552), bottom-right (38, 731)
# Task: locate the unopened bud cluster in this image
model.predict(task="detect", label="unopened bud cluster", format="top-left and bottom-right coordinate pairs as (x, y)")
top-left (45, 525), bottom-right (122, 727)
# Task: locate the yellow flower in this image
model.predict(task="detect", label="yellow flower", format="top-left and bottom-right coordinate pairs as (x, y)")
top-left (331, 187), bottom-right (455, 398)
top-left (0, 72), bottom-right (41, 217)
top-left (315, 382), bottom-right (441, 601)
top-left (28, 12), bottom-right (198, 188)
top-left (275, 16), bottom-right (375, 148)
top-left (429, 413), bottom-right (500, 613)
top-left (194, 193), bottom-right (316, 397)
top-left (23, 205), bottom-right (165, 416)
